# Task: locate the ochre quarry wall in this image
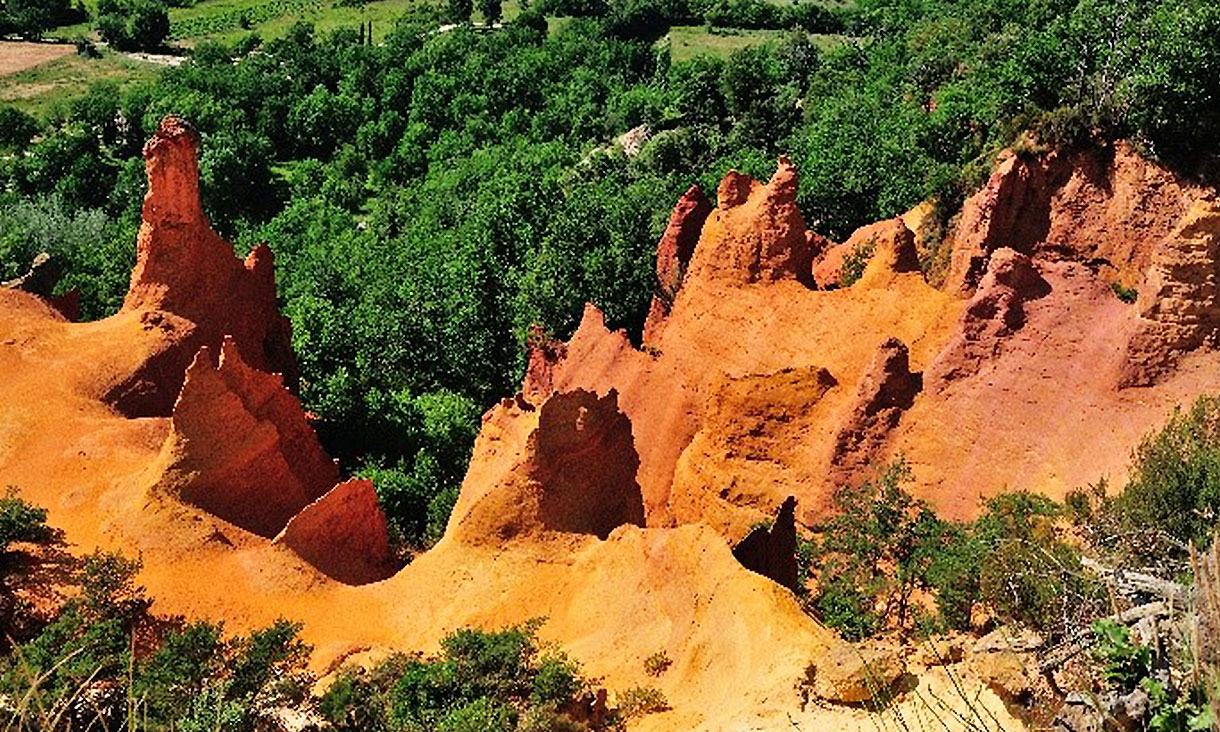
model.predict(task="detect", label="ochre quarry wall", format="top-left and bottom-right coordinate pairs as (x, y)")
top-left (0, 119), bottom-right (1215, 731)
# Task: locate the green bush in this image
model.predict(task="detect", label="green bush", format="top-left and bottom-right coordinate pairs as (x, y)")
top-left (0, 489), bottom-right (52, 554)
top-left (1116, 396), bottom-right (1220, 551)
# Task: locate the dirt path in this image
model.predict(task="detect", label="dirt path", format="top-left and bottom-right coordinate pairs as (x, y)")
top-left (0, 40), bottom-right (75, 76)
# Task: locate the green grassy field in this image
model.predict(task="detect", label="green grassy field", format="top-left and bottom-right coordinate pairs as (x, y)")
top-left (0, 49), bottom-right (160, 118)
top-left (666, 25), bottom-right (849, 61)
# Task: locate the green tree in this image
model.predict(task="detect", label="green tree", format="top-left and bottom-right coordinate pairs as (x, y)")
top-left (478, 0), bottom-right (502, 24)
top-left (448, 0), bottom-right (472, 24)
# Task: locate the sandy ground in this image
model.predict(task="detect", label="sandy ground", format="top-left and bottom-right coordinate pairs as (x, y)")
top-left (0, 40), bottom-right (75, 76)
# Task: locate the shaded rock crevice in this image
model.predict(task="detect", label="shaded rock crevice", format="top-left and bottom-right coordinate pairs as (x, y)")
top-left (731, 496), bottom-right (798, 592)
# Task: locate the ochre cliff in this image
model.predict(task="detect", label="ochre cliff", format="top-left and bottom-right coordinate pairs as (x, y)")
top-left (2, 121), bottom-right (1218, 731)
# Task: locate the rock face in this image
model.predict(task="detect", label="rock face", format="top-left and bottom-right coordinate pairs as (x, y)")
top-left (1122, 199), bottom-right (1220, 385)
top-left (731, 496), bottom-right (798, 592)
top-left (275, 479), bottom-right (396, 585)
top-left (670, 366), bottom-right (837, 536)
top-left (106, 117), bottom-right (296, 416)
top-left (446, 389), bottom-right (646, 545)
top-left (946, 142), bottom-right (1199, 295)
top-left (148, 336), bottom-right (338, 537)
top-left (830, 338), bottom-right (921, 479)
top-left (928, 249), bottom-right (1051, 387)
top-left (684, 157), bottom-right (814, 287)
top-left (642, 185), bottom-right (713, 346)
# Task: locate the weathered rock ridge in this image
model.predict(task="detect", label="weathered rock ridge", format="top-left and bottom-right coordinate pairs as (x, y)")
top-left (146, 336), bottom-right (338, 538)
top-left (447, 388), bottom-right (646, 545)
top-left (275, 478), bottom-right (397, 585)
top-left (0, 124), bottom-right (1216, 732)
top-left (107, 116), bottom-right (297, 416)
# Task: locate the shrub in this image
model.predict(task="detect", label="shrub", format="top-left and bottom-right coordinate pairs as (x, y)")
top-left (1117, 396), bottom-right (1220, 550)
top-left (808, 460), bottom-right (948, 638)
top-left (973, 492), bottom-right (1105, 639)
top-left (96, 0), bottom-right (169, 51)
top-left (0, 489), bottom-right (52, 554)
top-left (0, 108), bottom-right (38, 151)
top-left (643, 650), bottom-right (671, 676)
top-left (614, 685), bottom-right (668, 720)
top-left (839, 237), bottom-right (875, 287)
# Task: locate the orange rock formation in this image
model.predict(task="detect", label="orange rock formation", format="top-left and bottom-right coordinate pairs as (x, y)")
top-left (2, 121), bottom-right (1217, 731)
top-left (107, 116), bottom-right (296, 416)
top-left (145, 336), bottom-right (338, 537)
top-left (275, 478), bottom-right (396, 585)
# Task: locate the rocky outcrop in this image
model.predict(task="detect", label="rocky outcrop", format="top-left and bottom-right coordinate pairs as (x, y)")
top-left (3, 252), bottom-right (80, 321)
top-left (683, 157), bottom-right (814, 287)
top-left (446, 389), bottom-right (646, 545)
top-left (802, 641), bottom-right (906, 705)
top-left (830, 338), bottom-right (921, 479)
top-left (148, 337), bottom-right (338, 537)
top-left (946, 142), bottom-right (1200, 294)
top-left (641, 185), bottom-right (713, 346)
top-left (1122, 199), bottom-right (1220, 386)
top-left (523, 325), bottom-right (567, 404)
top-left (106, 116), bottom-right (296, 416)
top-left (275, 478), bottom-right (396, 585)
top-left (731, 496), bottom-right (798, 592)
top-left (928, 249), bottom-right (1051, 387)
top-left (670, 366), bottom-right (837, 534)
top-left (812, 218), bottom-right (920, 290)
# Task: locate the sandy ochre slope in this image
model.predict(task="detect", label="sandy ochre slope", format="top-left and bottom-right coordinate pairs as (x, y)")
top-left (2, 117), bottom-right (1219, 729)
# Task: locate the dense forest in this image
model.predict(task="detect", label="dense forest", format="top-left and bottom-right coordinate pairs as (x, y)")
top-left (1, 0), bottom-right (1218, 547)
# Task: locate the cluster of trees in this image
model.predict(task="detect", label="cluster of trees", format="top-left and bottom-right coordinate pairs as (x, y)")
top-left (537, 0), bottom-right (845, 36)
top-left (0, 0), bottom-right (1218, 547)
top-left (96, 0), bottom-right (170, 51)
top-left (0, 0), bottom-right (86, 39)
top-left (802, 394), bottom-right (1220, 643)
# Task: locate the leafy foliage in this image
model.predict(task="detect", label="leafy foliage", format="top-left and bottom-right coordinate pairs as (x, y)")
top-left (320, 623), bottom-right (625, 732)
top-left (1115, 395), bottom-right (1220, 552)
top-left (1, 548), bottom-right (314, 731)
top-left (806, 462), bottom-right (1104, 641)
top-left (98, 0), bottom-right (171, 51)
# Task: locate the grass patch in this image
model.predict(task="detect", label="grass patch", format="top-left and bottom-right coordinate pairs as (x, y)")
top-left (666, 25), bottom-right (848, 61)
top-left (0, 49), bottom-right (159, 119)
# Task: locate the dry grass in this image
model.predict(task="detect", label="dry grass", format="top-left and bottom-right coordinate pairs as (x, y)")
top-left (0, 42), bottom-right (76, 77)
top-left (0, 50), bottom-right (159, 118)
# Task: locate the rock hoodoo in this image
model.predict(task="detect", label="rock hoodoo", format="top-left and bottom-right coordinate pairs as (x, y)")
top-left (684, 156), bottom-right (814, 287)
top-left (446, 388), bottom-right (646, 545)
top-left (830, 338), bottom-right (922, 479)
top-left (275, 478), bottom-right (396, 585)
top-left (147, 336), bottom-right (338, 537)
top-left (642, 184), bottom-right (713, 346)
top-left (107, 116), bottom-right (296, 416)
